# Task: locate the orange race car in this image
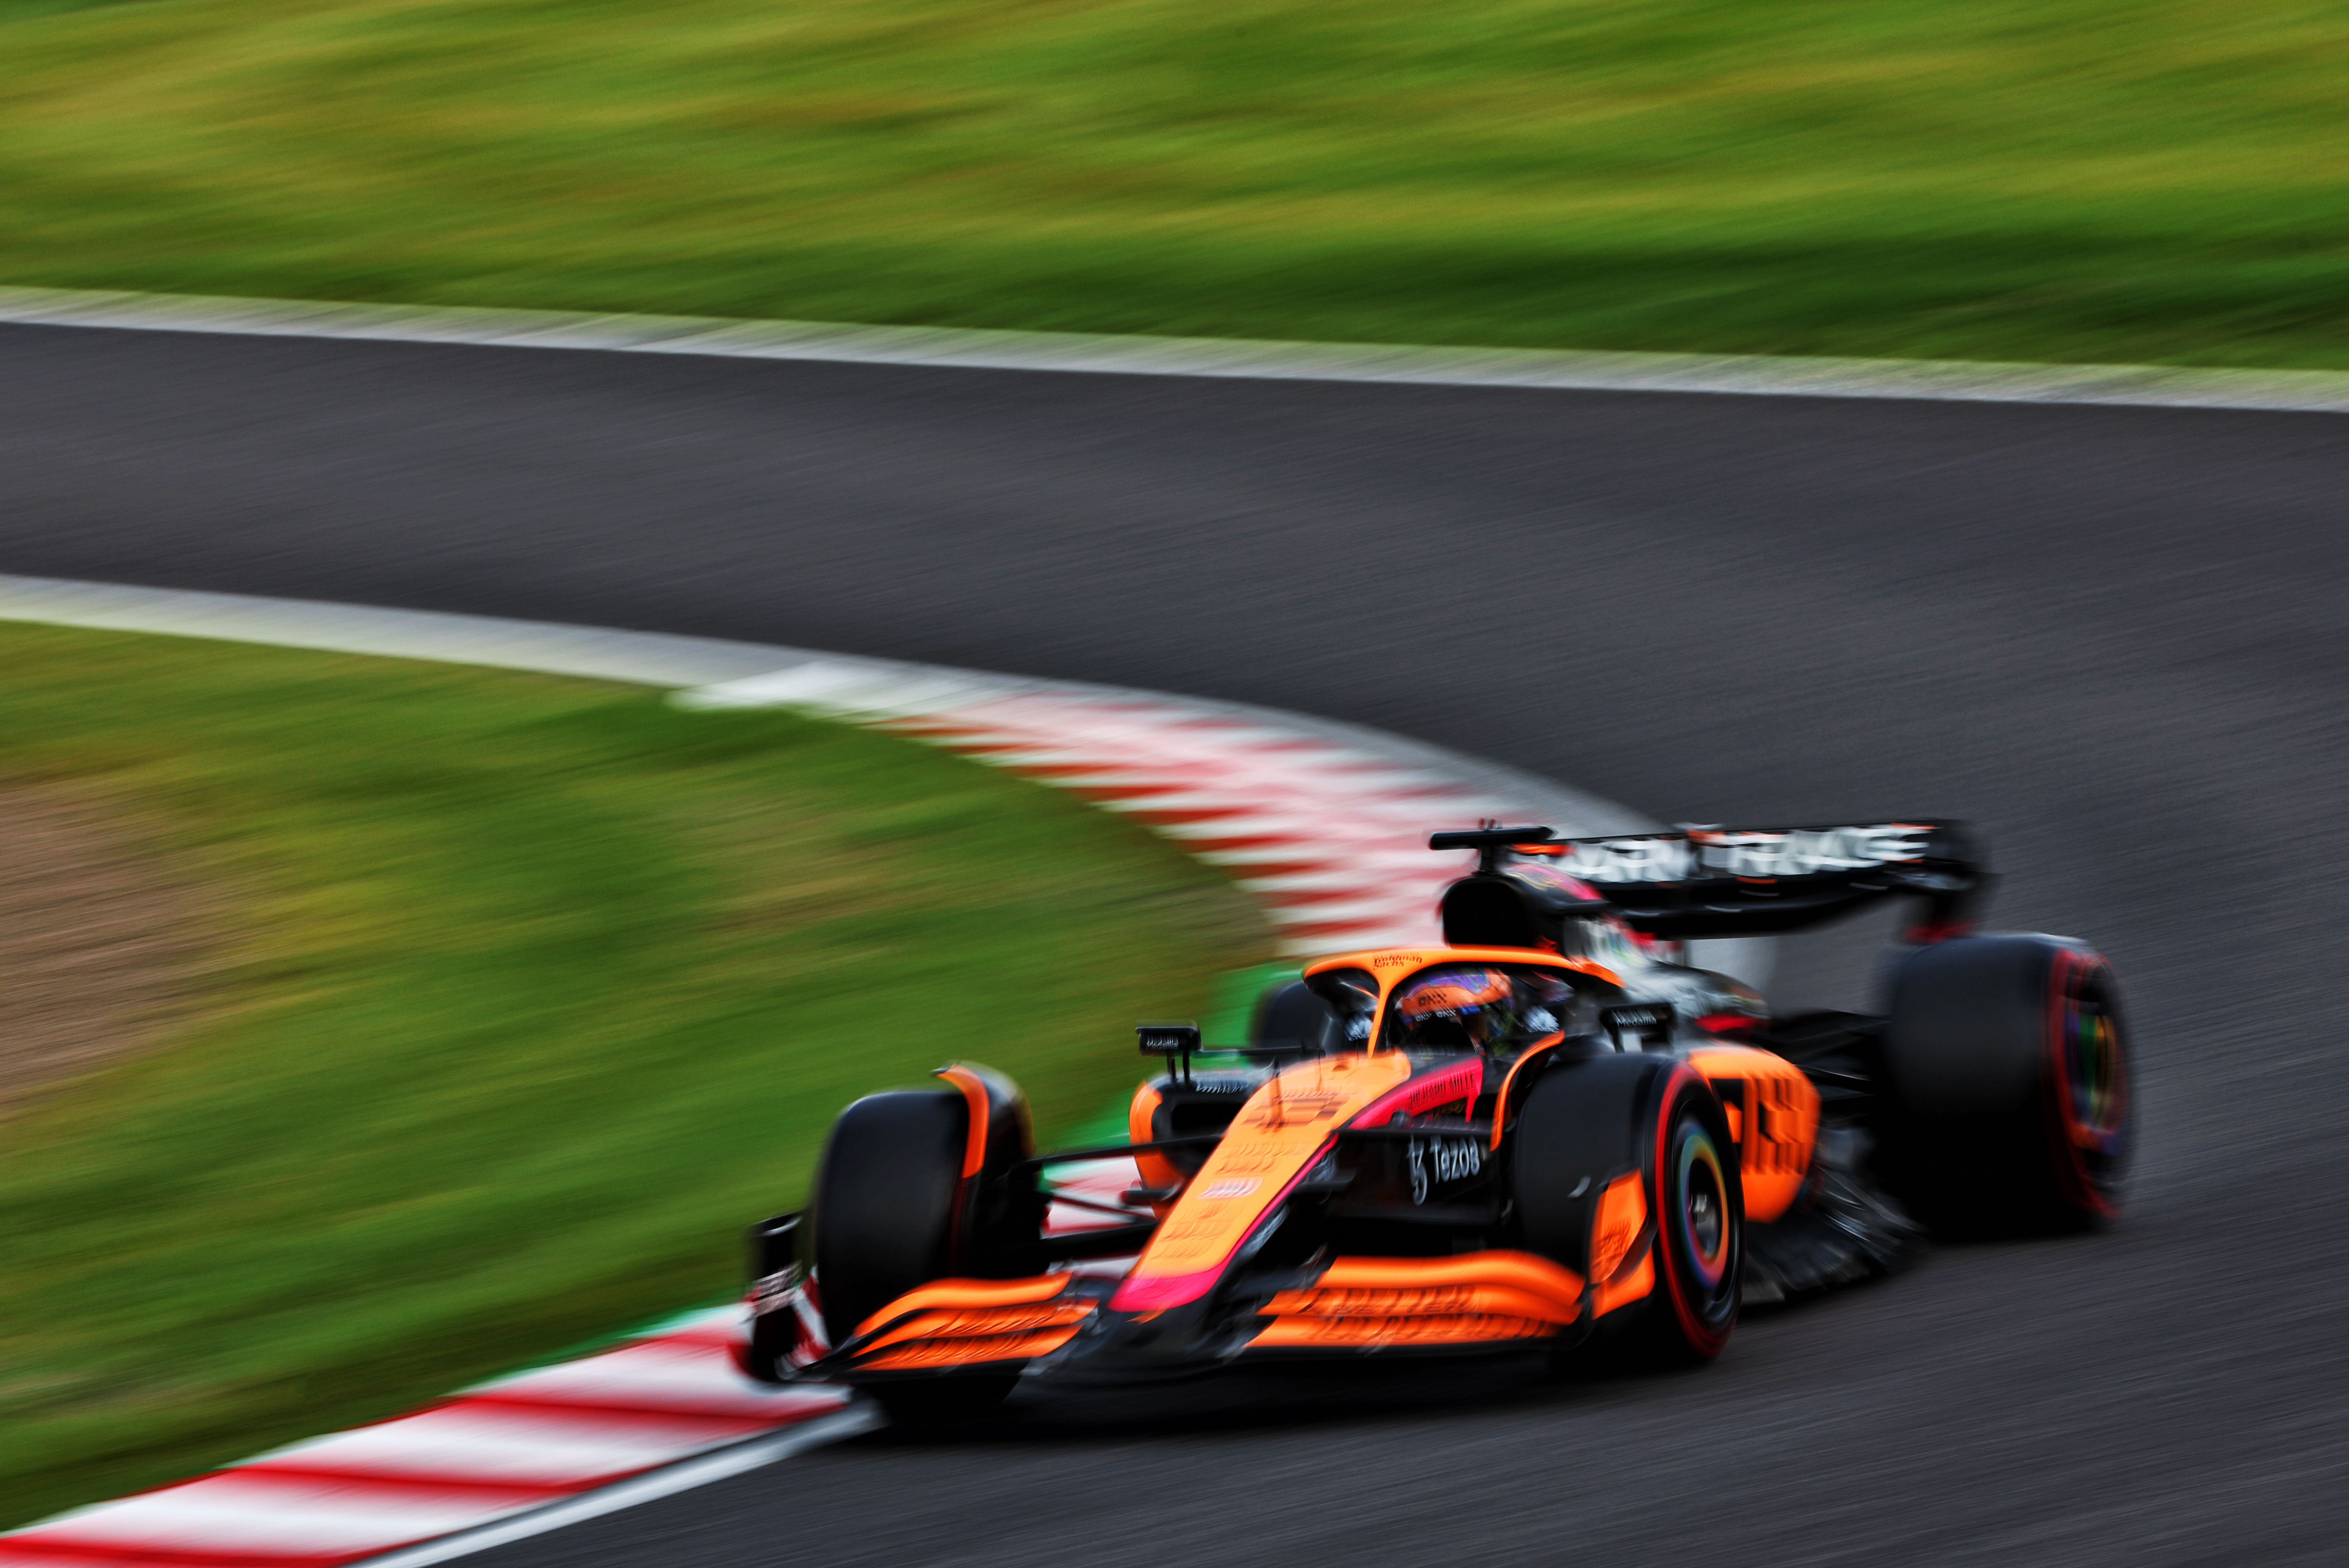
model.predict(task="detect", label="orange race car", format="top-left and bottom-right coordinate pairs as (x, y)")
top-left (737, 822), bottom-right (2130, 1421)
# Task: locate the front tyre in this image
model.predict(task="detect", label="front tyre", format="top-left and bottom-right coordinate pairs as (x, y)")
top-left (1515, 1054), bottom-right (1742, 1366)
top-left (810, 1090), bottom-right (968, 1346)
top-left (1651, 1077), bottom-right (1741, 1360)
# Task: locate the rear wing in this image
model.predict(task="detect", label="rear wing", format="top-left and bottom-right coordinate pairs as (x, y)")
top-left (1434, 821), bottom-right (1991, 944)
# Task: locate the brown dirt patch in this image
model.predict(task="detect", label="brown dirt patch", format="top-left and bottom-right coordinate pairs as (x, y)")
top-left (0, 785), bottom-right (209, 1111)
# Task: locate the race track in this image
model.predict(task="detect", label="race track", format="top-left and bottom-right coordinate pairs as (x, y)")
top-left (5, 320), bottom-right (2345, 1567)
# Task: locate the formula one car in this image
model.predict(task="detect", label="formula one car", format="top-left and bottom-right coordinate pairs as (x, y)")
top-left (737, 821), bottom-right (2130, 1420)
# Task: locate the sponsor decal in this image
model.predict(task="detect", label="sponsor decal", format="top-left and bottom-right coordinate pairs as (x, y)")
top-left (1562, 825), bottom-right (1932, 884)
top-left (1360, 1059), bottom-right (1485, 1124)
top-left (1590, 1172), bottom-right (1649, 1282)
top-left (1264, 1313), bottom-right (1552, 1346)
top-left (1601, 1003), bottom-right (1675, 1051)
top-left (901, 1306), bottom-right (1085, 1336)
top-left (1243, 1087), bottom-right (1356, 1128)
top-left (749, 1267), bottom-right (801, 1317)
top-left (868, 1332), bottom-right (1070, 1368)
top-left (1561, 837), bottom-right (1696, 884)
top-left (1197, 1177), bottom-right (1261, 1201)
top-left (1406, 1136), bottom-right (1484, 1204)
top-left (1286, 1286), bottom-right (1482, 1315)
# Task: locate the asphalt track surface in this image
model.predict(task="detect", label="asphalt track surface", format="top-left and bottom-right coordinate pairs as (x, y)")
top-left (6, 321), bottom-right (2346, 1567)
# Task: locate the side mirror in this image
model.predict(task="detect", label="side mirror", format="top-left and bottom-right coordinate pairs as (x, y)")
top-left (1136, 1022), bottom-right (1200, 1057)
top-left (1138, 1021), bottom-right (1200, 1083)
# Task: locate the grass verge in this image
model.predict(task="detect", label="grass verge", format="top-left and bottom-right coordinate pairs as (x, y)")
top-left (0, 622), bottom-right (1269, 1529)
top-left (2, 0), bottom-right (2345, 369)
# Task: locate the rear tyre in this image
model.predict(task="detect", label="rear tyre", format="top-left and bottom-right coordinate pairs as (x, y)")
top-left (1877, 934), bottom-right (2131, 1235)
top-left (811, 1090), bottom-right (967, 1347)
top-left (1514, 1054), bottom-right (1742, 1366)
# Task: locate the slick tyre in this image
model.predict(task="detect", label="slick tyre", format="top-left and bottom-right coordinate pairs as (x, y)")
top-left (811, 1089), bottom-right (968, 1347)
top-left (1515, 1053), bottom-right (1743, 1366)
top-left (1877, 935), bottom-right (2130, 1235)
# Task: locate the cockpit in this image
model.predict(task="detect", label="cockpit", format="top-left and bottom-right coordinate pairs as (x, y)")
top-left (1383, 963), bottom-right (1576, 1053)
top-left (1302, 957), bottom-right (1624, 1057)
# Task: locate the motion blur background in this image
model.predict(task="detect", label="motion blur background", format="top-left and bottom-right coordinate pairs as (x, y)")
top-left (3, 1), bottom-right (2345, 1563)
top-left (6, 0), bottom-right (2348, 366)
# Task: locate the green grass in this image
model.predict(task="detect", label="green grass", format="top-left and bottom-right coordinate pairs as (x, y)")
top-left (0, 623), bottom-right (1269, 1530)
top-left (2, 0), bottom-right (2345, 368)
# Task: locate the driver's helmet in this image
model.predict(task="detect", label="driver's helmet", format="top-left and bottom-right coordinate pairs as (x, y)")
top-left (1393, 966), bottom-right (1515, 1051)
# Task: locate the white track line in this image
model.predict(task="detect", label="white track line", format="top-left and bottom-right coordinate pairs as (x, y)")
top-left (0, 571), bottom-right (1761, 984)
top-left (4, 283), bottom-right (2345, 413)
top-left (0, 574), bottom-right (789, 688)
top-left (0, 573), bottom-right (1656, 874)
top-left (0, 1310), bottom-right (857, 1568)
top-left (355, 1406), bottom-right (881, 1568)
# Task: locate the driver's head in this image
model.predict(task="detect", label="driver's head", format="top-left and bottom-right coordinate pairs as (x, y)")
top-left (1393, 966), bottom-right (1514, 1050)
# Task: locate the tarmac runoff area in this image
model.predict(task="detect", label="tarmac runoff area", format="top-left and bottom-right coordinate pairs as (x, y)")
top-left (0, 573), bottom-right (1699, 1568)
